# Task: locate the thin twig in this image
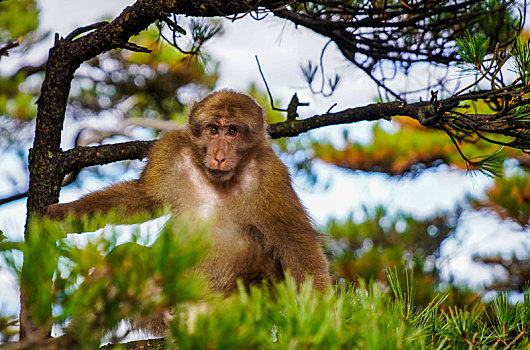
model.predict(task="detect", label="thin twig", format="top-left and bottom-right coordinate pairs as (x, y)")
top-left (326, 103), bottom-right (337, 113)
top-left (504, 329), bottom-right (526, 349)
top-left (122, 42), bottom-right (151, 53)
top-left (352, 60), bottom-right (405, 101)
top-left (0, 191), bottom-right (28, 206)
top-left (255, 55), bottom-right (287, 111)
top-left (441, 125), bottom-right (474, 167)
top-left (0, 40), bottom-right (20, 57)
top-left (318, 40), bottom-right (333, 96)
top-left (454, 57), bottom-right (496, 96)
top-left (160, 13), bottom-right (186, 35)
top-left (65, 21), bottom-right (108, 41)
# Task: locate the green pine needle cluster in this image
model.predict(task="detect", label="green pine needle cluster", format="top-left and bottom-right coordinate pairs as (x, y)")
top-left (165, 271), bottom-right (529, 349)
top-left (456, 31), bottom-right (490, 69)
top-left (468, 147), bottom-right (506, 178)
top-left (1, 212), bottom-right (210, 349)
top-left (512, 37), bottom-right (530, 85)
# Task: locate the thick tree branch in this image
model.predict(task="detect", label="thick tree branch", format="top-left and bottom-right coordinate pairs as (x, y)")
top-left (0, 140), bottom-right (151, 206)
top-left (23, 0), bottom-right (291, 340)
top-left (30, 0), bottom-right (290, 214)
top-left (61, 141), bottom-right (153, 175)
top-left (51, 101), bottom-right (422, 172)
top-left (268, 101), bottom-right (408, 137)
top-left (51, 84), bottom-right (530, 173)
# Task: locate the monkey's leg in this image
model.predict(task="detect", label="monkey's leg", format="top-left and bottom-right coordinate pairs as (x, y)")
top-left (275, 235), bottom-right (332, 292)
top-left (256, 195), bottom-right (332, 291)
top-left (46, 179), bottom-right (159, 223)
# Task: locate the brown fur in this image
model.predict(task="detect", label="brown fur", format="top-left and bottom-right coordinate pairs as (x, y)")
top-left (47, 90), bottom-right (331, 293)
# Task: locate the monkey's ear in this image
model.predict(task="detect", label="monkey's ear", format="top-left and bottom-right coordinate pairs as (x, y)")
top-left (188, 101), bottom-right (200, 124)
top-left (189, 101), bottom-right (199, 113)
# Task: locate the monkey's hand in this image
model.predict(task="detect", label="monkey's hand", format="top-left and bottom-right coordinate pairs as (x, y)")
top-left (45, 203), bottom-right (102, 233)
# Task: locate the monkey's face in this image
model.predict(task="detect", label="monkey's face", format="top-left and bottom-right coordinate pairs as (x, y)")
top-left (194, 118), bottom-right (252, 183)
top-left (188, 91), bottom-right (267, 184)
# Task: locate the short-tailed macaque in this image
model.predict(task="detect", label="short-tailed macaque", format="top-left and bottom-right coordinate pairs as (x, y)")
top-left (47, 90), bottom-right (331, 294)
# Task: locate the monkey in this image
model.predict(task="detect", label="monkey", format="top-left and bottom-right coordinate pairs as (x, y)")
top-left (47, 90), bottom-right (331, 295)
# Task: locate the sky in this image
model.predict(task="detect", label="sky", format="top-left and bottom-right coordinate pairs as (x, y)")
top-left (0, 0), bottom-right (529, 317)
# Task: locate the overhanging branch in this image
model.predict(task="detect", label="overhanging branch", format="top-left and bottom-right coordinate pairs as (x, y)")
top-left (55, 100), bottom-right (424, 172)
top-left (268, 101), bottom-right (414, 137)
top-left (59, 86), bottom-right (528, 172)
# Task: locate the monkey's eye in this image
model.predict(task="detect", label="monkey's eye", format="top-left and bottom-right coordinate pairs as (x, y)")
top-left (209, 126), bottom-right (219, 135)
top-left (227, 127), bottom-right (237, 136)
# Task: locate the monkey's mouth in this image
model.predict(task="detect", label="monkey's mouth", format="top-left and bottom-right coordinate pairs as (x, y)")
top-left (206, 168), bottom-right (232, 177)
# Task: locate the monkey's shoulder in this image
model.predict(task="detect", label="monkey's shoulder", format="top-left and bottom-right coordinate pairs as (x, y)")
top-left (142, 130), bottom-right (192, 177)
top-left (258, 148), bottom-right (292, 187)
top-left (139, 130), bottom-right (193, 198)
top-left (150, 129), bottom-right (190, 156)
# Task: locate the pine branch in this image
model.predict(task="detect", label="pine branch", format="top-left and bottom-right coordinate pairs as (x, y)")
top-left (0, 192), bottom-right (28, 206)
top-left (50, 85), bottom-right (530, 173)
top-left (60, 140), bottom-right (153, 175)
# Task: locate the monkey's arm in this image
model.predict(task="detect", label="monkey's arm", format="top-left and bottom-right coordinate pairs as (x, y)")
top-left (255, 156), bottom-right (332, 292)
top-left (47, 130), bottom-right (187, 225)
top-left (46, 179), bottom-right (160, 223)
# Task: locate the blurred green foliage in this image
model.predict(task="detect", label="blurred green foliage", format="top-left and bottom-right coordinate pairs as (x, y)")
top-left (0, 0), bottom-right (38, 42)
top-left (0, 314), bottom-right (18, 343)
top-left (72, 25), bottom-right (219, 126)
top-left (309, 107), bottom-right (529, 293)
top-left (158, 271), bottom-right (530, 349)
top-left (0, 0), bottom-right (40, 152)
top-left (1, 212), bottom-right (528, 348)
top-left (474, 170), bottom-right (530, 227)
top-left (326, 206), bottom-right (459, 306)
top-left (311, 116), bottom-right (523, 176)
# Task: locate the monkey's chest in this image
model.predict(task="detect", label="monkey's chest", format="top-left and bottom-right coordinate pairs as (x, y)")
top-left (185, 182), bottom-right (247, 246)
top-left (183, 170), bottom-right (243, 221)
top-left (188, 182), bottom-right (222, 220)
top-left (176, 158), bottom-right (255, 249)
